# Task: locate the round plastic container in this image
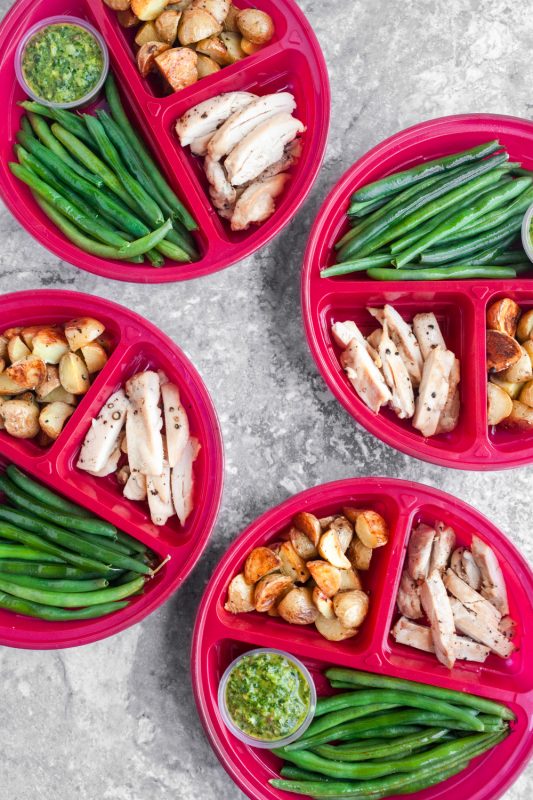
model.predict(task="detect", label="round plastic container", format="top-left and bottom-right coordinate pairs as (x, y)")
top-left (521, 201), bottom-right (533, 262)
top-left (192, 477), bottom-right (533, 800)
top-left (14, 16), bottom-right (109, 109)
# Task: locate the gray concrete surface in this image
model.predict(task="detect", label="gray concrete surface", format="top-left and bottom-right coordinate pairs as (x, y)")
top-left (0, 0), bottom-right (531, 797)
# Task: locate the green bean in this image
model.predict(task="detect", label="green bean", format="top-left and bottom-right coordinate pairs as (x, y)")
top-left (431, 236), bottom-right (517, 268)
top-left (0, 573), bottom-right (109, 592)
top-left (304, 705), bottom-right (401, 739)
top-left (19, 101), bottom-right (94, 146)
top-left (5, 466), bottom-right (93, 519)
top-left (115, 531), bottom-right (146, 554)
top-left (156, 238), bottom-right (191, 262)
top-left (0, 575), bottom-right (143, 607)
top-left (20, 115), bottom-right (33, 137)
top-left (26, 112), bottom-right (103, 187)
top-left (321, 253), bottom-right (392, 277)
top-left (418, 218), bottom-right (522, 266)
top-left (0, 591), bottom-right (129, 621)
top-left (353, 140), bottom-right (502, 202)
top-left (348, 196), bottom-right (391, 217)
top-left (0, 560), bottom-right (110, 579)
top-left (493, 250), bottom-right (529, 264)
top-left (0, 545), bottom-right (64, 563)
top-left (367, 265), bottom-right (516, 281)
top-left (281, 766), bottom-right (335, 782)
top-left (444, 185), bottom-right (533, 242)
top-left (313, 728), bottom-right (450, 762)
top-left (325, 669), bottom-right (515, 720)
top-left (112, 570), bottom-right (140, 586)
top-left (76, 532), bottom-right (132, 556)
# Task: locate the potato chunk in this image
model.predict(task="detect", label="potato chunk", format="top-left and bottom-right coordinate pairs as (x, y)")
top-left (243, 546), bottom-right (280, 585)
top-left (307, 560), bottom-right (341, 597)
top-left (131, 0), bottom-right (168, 21)
top-left (292, 511), bottom-right (321, 547)
top-left (487, 382), bottom-right (513, 425)
top-left (236, 8), bottom-right (274, 44)
top-left (517, 309), bottom-right (533, 343)
top-left (499, 346), bottom-right (532, 384)
top-left (31, 327), bottom-right (69, 364)
top-left (224, 572), bottom-right (254, 613)
top-left (155, 47), bottom-right (198, 91)
top-left (519, 380), bottom-right (533, 408)
top-left (178, 8), bottom-right (221, 45)
top-left (315, 614), bottom-right (358, 641)
top-left (81, 342), bottom-right (108, 374)
top-left (64, 317), bottom-right (105, 352)
top-left (6, 356), bottom-right (46, 390)
top-left (137, 41), bottom-right (171, 76)
top-left (39, 402), bottom-right (75, 440)
top-left (196, 54), bottom-right (221, 77)
top-left (486, 298), bottom-right (521, 338)
top-left (356, 510), bottom-right (389, 549)
top-left (333, 590), bottom-right (369, 629)
top-left (59, 352), bottom-right (90, 395)
top-left (486, 330), bottom-right (522, 373)
top-left (7, 335), bottom-right (31, 363)
top-left (254, 573), bottom-right (292, 612)
top-left (277, 586), bottom-right (317, 625)
top-left (0, 396), bottom-right (40, 438)
top-left (155, 9), bottom-right (182, 42)
top-left (501, 399), bottom-right (533, 430)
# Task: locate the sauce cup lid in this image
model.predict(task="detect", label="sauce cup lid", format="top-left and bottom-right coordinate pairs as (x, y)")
top-left (218, 647), bottom-right (317, 749)
top-left (15, 16), bottom-right (109, 110)
top-left (521, 202), bottom-right (533, 264)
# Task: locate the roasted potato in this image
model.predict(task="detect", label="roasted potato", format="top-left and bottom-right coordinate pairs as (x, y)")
top-left (486, 298), bottom-right (521, 338)
top-left (155, 47), bottom-right (198, 91)
top-left (500, 400), bottom-right (533, 431)
top-left (64, 317), bottom-right (105, 352)
top-left (38, 386), bottom-right (76, 405)
top-left (517, 309), bottom-right (533, 343)
top-left (223, 3), bottom-right (240, 31)
top-left (0, 395), bottom-right (40, 438)
top-left (7, 335), bottom-right (31, 363)
top-left (190, 0), bottom-right (229, 25)
top-left (524, 340), bottom-right (533, 369)
top-left (243, 546), bottom-right (280, 584)
top-left (38, 401), bottom-right (75, 440)
top-left (0, 372), bottom-right (27, 396)
top-left (356, 510), bottom-right (389, 549)
top-left (489, 375), bottom-right (522, 399)
top-left (289, 526), bottom-right (318, 560)
top-left (254, 573), bottom-right (293, 612)
top-left (21, 325), bottom-right (47, 349)
top-left (312, 587), bottom-right (335, 619)
top-left (0, 335), bottom-right (7, 360)
top-left (348, 537), bottom-right (372, 571)
top-left (31, 327), bottom-right (69, 364)
top-left (315, 614), bottom-right (357, 641)
top-left (81, 342), bottom-right (108, 374)
top-left (196, 53), bottom-right (221, 77)
top-left (59, 352), bottom-right (90, 395)
top-left (319, 515), bottom-right (335, 530)
top-left (6, 356), bottom-right (46, 390)
top-left (307, 560), bottom-right (341, 597)
top-left (0, 358), bottom-right (5, 374)
top-left (178, 7), bottom-right (221, 45)
top-left (2, 327), bottom-right (23, 341)
top-left (241, 37), bottom-right (261, 55)
top-left (343, 506), bottom-right (364, 525)
top-left (277, 586), bottom-right (317, 625)
top-left (333, 590), bottom-right (369, 630)
top-left (103, 0), bottom-right (131, 10)
top-left (220, 31), bottom-right (246, 62)
top-left (117, 8), bottom-right (140, 26)
top-left (519, 380), bottom-right (533, 408)
top-left (224, 572), bottom-right (255, 612)
top-left (36, 365), bottom-right (61, 400)
top-left (195, 34), bottom-right (230, 64)
top-left (318, 529), bottom-right (351, 569)
top-left (338, 567), bottom-right (362, 591)
top-left (135, 21), bottom-right (161, 45)
top-left (278, 540), bottom-right (310, 583)
top-left (131, 0), bottom-right (168, 21)
top-left (487, 382), bottom-right (514, 425)
top-left (236, 8), bottom-right (274, 44)
top-left (292, 511), bottom-right (321, 547)
top-left (329, 516), bottom-right (354, 552)
top-left (155, 9), bottom-right (182, 42)
top-left (137, 41), bottom-right (171, 76)
top-left (486, 330), bottom-right (522, 373)
top-left (499, 346), bottom-right (532, 384)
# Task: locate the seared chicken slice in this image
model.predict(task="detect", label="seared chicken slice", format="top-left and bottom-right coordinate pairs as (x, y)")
top-left (176, 91), bottom-right (258, 146)
top-left (392, 616), bottom-right (490, 663)
top-left (428, 521), bottom-right (456, 574)
top-left (171, 436), bottom-right (200, 526)
top-left (204, 155), bottom-right (237, 214)
top-left (397, 570), bottom-right (423, 619)
top-left (256, 139), bottom-right (302, 181)
top-left (85, 443), bottom-right (122, 478)
top-left (419, 569), bottom-right (456, 669)
top-left (471, 535), bottom-right (509, 616)
top-left (147, 461), bottom-right (174, 527)
top-left (412, 346), bottom-right (455, 437)
top-left (369, 305), bottom-right (424, 387)
top-left (378, 321), bottom-right (415, 419)
top-left (190, 133), bottom-right (214, 157)
top-left (444, 568), bottom-right (501, 626)
top-left (435, 357), bottom-right (461, 435)
top-left (499, 616), bottom-right (517, 640)
top-left (366, 328), bottom-right (383, 352)
top-left (125, 371), bottom-right (164, 477)
top-left (449, 597), bottom-right (515, 658)
top-left (231, 173), bottom-right (290, 231)
top-left (208, 92), bottom-right (296, 162)
top-left (340, 338), bottom-right (392, 413)
top-left (450, 547), bottom-right (482, 591)
top-left (123, 469), bottom-right (147, 502)
top-left (224, 113), bottom-right (305, 186)
top-left (407, 523), bottom-right (435, 581)
top-left (161, 382), bottom-right (190, 469)
top-left (331, 321), bottom-right (380, 365)
top-left (77, 390), bottom-right (129, 474)
top-left (412, 312), bottom-right (446, 360)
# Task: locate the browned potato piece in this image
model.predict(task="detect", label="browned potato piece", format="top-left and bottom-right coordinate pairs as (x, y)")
top-left (178, 8), bottom-right (221, 45)
top-left (220, 31), bottom-right (245, 62)
top-left (155, 47), bottom-right (198, 91)
top-left (190, 0), bottom-right (229, 25)
top-left (318, 529), bottom-right (351, 569)
top-left (65, 317), bottom-right (106, 351)
top-left (489, 375), bottom-right (522, 399)
top-left (254, 573), bottom-right (293, 612)
top-left (0, 358), bottom-right (5, 374)
top-left (243, 546), bottom-right (280, 584)
top-left (517, 309), bottom-right (533, 343)
top-left (223, 3), bottom-right (240, 31)
top-left (6, 356), bottom-right (46, 390)
top-left (155, 9), bottom-right (182, 42)
top-left (21, 325), bottom-right (46, 349)
top-left (343, 506), bottom-right (364, 525)
top-left (500, 400), bottom-right (533, 430)
top-left (131, 0), bottom-right (168, 21)
top-left (137, 41), bottom-right (171, 76)
top-left (356, 510), bottom-right (389, 549)
top-left (486, 330), bottom-right (522, 373)
top-left (499, 346), bottom-right (533, 384)
top-left (103, 0), bottom-right (131, 10)
top-left (0, 372), bottom-right (27, 396)
top-left (0, 335), bottom-right (7, 360)
top-left (81, 342), bottom-right (108, 374)
top-left (241, 37), bottom-right (261, 55)
top-left (59, 352), bottom-right (90, 395)
top-left (289, 526), bottom-right (318, 560)
top-left (319, 515), bottom-right (335, 530)
top-left (278, 540), bottom-right (310, 583)
top-left (195, 34), bottom-right (230, 64)
top-left (117, 8), bottom-right (140, 26)
top-left (224, 572), bottom-right (255, 612)
top-left (7, 335), bottom-right (31, 363)
top-left (2, 327), bottom-right (23, 341)
top-left (31, 327), bottom-right (69, 365)
top-left (292, 511), bottom-right (321, 547)
top-left (312, 587), bottom-right (335, 619)
top-left (36, 365), bottom-right (60, 400)
top-left (486, 298), bottom-right (521, 338)
top-left (38, 386), bottom-right (76, 405)
top-left (519, 380), bottom-right (533, 408)
top-left (333, 590), bottom-right (369, 629)
top-left (315, 614), bottom-right (357, 641)
top-left (277, 586), bottom-right (317, 625)
top-left (338, 567), bottom-right (362, 591)
top-left (196, 53), bottom-right (221, 77)
top-left (39, 402), bottom-right (75, 440)
top-left (487, 382), bottom-right (514, 425)
top-left (348, 537), bottom-right (372, 571)
top-left (524, 340), bottom-right (533, 369)
top-left (307, 560), bottom-right (341, 597)
top-left (236, 8), bottom-right (274, 44)
top-left (135, 21), bottom-right (161, 45)
top-left (329, 516), bottom-right (354, 552)
top-left (0, 395), bottom-right (40, 438)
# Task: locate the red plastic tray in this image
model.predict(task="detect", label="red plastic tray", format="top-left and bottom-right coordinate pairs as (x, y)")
top-left (0, 0), bottom-right (330, 283)
top-left (0, 290), bottom-right (223, 648)
top-left (302, 115), bottom-right (533, 470)
top-left (192, 478), bottom-right (533, 800)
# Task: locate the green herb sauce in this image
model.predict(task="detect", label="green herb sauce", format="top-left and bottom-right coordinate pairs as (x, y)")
top-left (22, 23), bottom-right (104, 104)
top-left (226, 652), bottom-right (311, 741)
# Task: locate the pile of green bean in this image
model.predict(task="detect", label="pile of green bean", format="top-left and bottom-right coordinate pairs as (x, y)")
top-left (271, 668), bottom-right (513, 798)
top-left (0, 465), bottom-right (163, 621)
top-left (323, 141), bottom-right (533, 281)
top-left (8, 74), bottom-right (198, 268)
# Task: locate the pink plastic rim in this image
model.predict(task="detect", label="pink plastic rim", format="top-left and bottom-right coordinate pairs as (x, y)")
top-left (0, 289), bottom-right (224, 649)
top-left (0, 0), bottom-right (330, 283)
top-left (302, 114), bottom-right (533, 470)
top-left (192, 477), bottom-right (533, 800)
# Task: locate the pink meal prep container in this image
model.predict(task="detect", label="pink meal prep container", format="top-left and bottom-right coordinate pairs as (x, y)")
top-left (192, 478), bottom-right (533, 800)
top-left (302, 115), bottom-right (533, 470)
top-left (0, 290), bottom-right (223, 648)
top-left (0, 0), bottom-right (330, 283)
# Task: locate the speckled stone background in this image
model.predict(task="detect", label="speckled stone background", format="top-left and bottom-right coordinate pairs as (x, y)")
top-left (0, 0), bottom-right (531, 797)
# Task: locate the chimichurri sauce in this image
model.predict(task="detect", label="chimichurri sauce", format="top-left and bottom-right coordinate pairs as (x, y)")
top-left (22, 23), bottom-right (104, 104)
top-left (226, 652), bottom-right (311, 741)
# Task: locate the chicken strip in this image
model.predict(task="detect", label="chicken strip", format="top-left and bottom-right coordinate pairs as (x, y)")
top-left (435, 357), bottom-right (461, 435)
top-left (204, 155), bottom-right (237, 215)
top-left (161, 382), bottom-right (190, 469)
top-left (123, 469), bottom-right (147, 502)
top-left (450, 547), bottom-right (482, 591)
top-left (231, 173), bottom-right (290, 231)
top-left (499, 616), bottom-right (517, 640)
top-left (85, 443), bottom-right (122, 478)
top-left (147, 461), bottom-right (174, 527)
top-left (412, 313), bottom-right (446, 360)
top-left (340, 338), bottom-right (392, 413)
top-left (396, 570), bottom-right (423, 619)
top-left (77, 390), bottom-right (129, 474)
top-left (366, 328), bottom-right (383, 352)
top-left (407, 523), bottom-right (435, 581)
top-left (471, 535), bottom-right (509, 615)
top-left (428, 521), bottom-right (456, 574)
top-left (125, 371), bottom-right (164, 477)
top-left (444, 569), bottom-right (501, 626)
top-left (331, 321), bottom-right (380, 365)
top-left (256, 139), bottom-right (302, 181)
top-left (392, 616), bottom-right (490, 663)
top-left (225, 113), bottom-right (305, 186)
top-left (378, 322), bottom-right (415, 419)
top-left (412, 346), bottom-right (455, 437)
top-left (369, 305), bottom-right (424, 386)
top-left (190, 133), bottom-right (214, 157)
top-left (208, 92), bottom-right (296, 162)
top-left (176, 91), bottom-right (258, 146)
top-left (449, 597), bottom-right (515, 658)
top-left (419, 570), bottom-right (456, 669)
top-left (171, 436), bottom-right (200, 526)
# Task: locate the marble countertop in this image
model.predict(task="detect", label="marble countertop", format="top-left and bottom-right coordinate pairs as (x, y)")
top-left (0, 0), bottom-right (531, 797)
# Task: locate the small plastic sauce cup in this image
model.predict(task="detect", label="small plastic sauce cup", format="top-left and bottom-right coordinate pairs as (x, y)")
top-left (521, 202), bottom-right (533, 263)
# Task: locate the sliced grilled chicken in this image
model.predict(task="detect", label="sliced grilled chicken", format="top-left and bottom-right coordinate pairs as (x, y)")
top-left (444, 568), bottom-right (501, 626)
top-left (231, 173), bottom-right (290, 231)
top-left (340, 338), bottom-right (392, 413)
top-left (412, 346), bottom-right (455, 437)
top-left (190, 133), bottom-right (214, 157)
top-left (412, 312), bottom-right (446, 360)
top-left (428, 521), bottom-right (456, 574)
top-left (161, 382), bottom-right (190, 469)
top-left (397, 570), bottom-right (423, 619)
top-left (419, 570), bottom-right (456, 669)
top-left (331, 321), bottom-right (380, 365)
top-left (369, 305), bottom-right (424, 387)
top-left (499, 616), bottom-right (517, 640)
top-left (435, 357), bottom-right (461, 435)
top-left (204, 155), bottom-right (237, 213)
top-left (225, 113), bottom-right (305, 186)
top-left (77, 390), bottom-right (129, 474)
top-left (85, 442), bottom-right (122, 478)
top-left (407, 523), bottom-right (435, 581)
top-left (123, 469), bottom-right (147, 502)
top-left (471, 535), bottom-right (509, 615)
top-left (366, 329), bottom-right (383, 351)
top-left (378, 322), bottom-right (415, 419)
top-left (257, 139), bottom-right (302, 181)
top-left (147, 461), bottom-right (174, 527)
top-left (176, 91), bottom-right (258, 146)
top-left (392, 616), bottom-right (490, 663)
top-left (125, 371), bottom-right (164, 477)
top-left (171, 436), bottom-right (200, 526)
top-left (449, 597), bottom-right (515, 658)
top-left (450, 547), bottom-right (482, 591)
top-left (208, 92), bottom-right (296, 162)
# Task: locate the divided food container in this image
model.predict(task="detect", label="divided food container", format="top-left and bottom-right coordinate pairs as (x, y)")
top-left (192, 478), bottom-right (533, 800)
top-left (302, 115), bottom-right (533, 470)
top-left (0, 0), bottom-right (330, 283)
top-left (0, 290), bottom-right (223, 648)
